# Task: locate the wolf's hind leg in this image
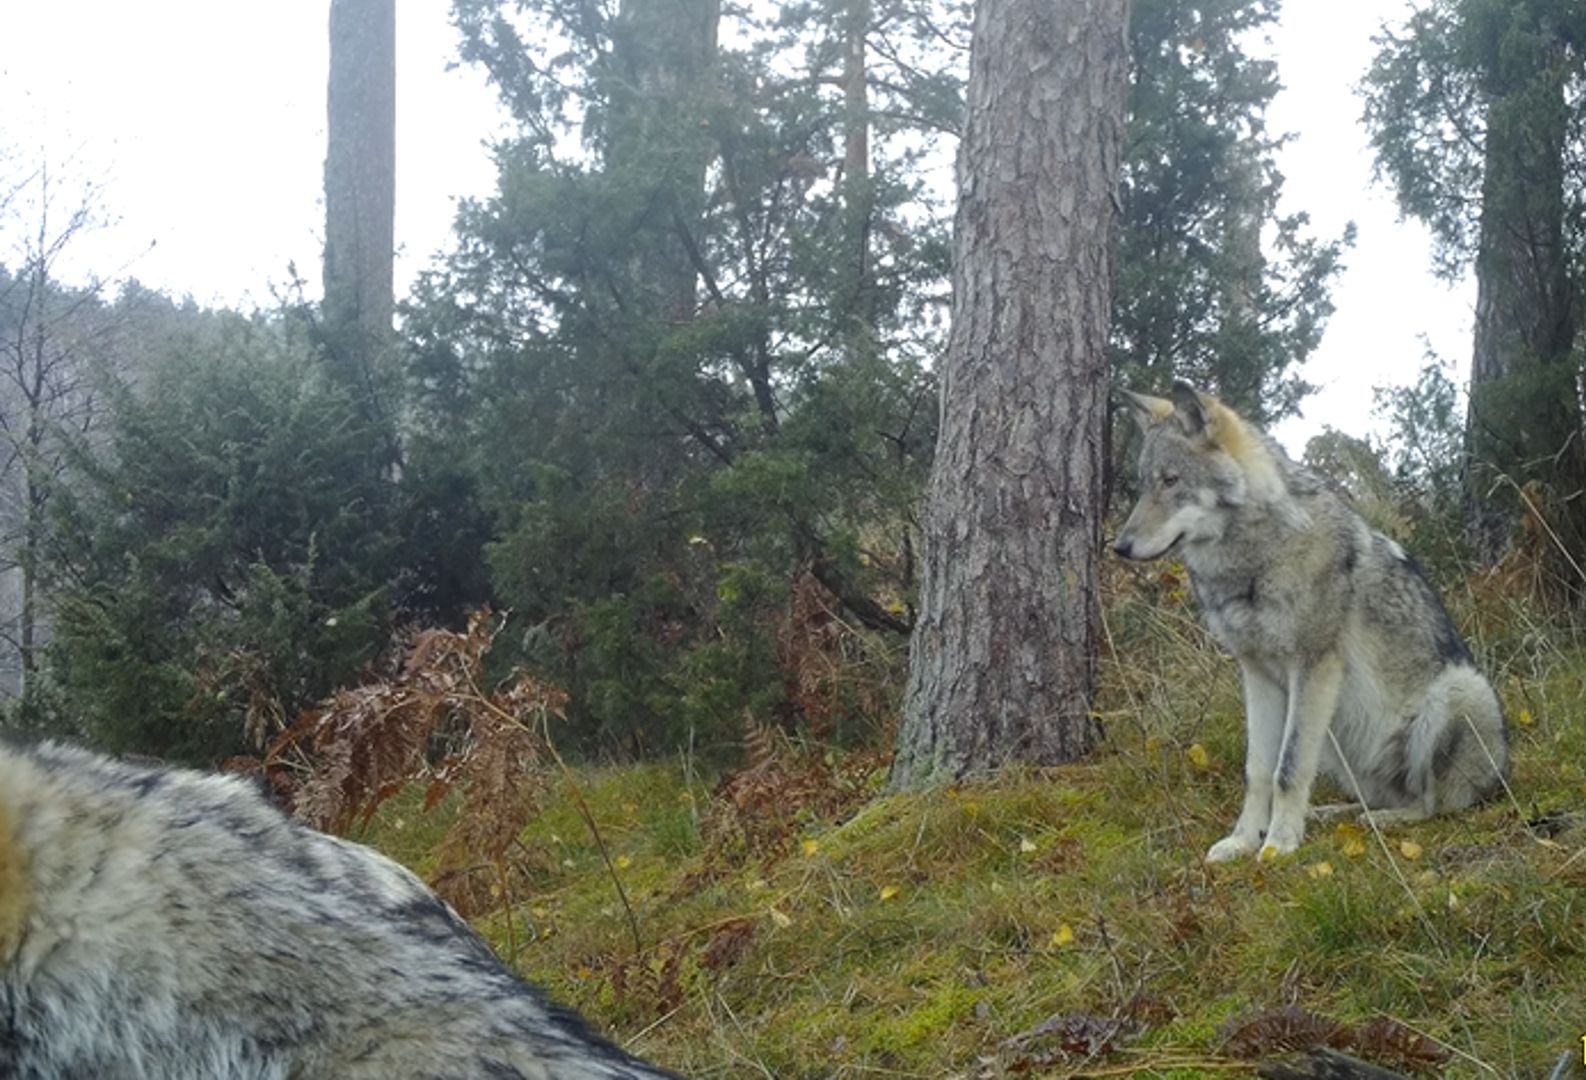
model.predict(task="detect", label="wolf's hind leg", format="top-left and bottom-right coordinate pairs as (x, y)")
top-left (1411, 666), bottom-right (1510, 816)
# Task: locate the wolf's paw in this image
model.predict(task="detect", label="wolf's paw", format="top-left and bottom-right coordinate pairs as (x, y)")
top-left (1259, 822), bottom-right (1303, 858)
top-left (1205, 834), bottom-right (1259, 863)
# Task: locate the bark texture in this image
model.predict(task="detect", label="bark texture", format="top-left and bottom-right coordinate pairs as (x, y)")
top-left (891, 0), bottom-right (1127, 787)
top-left (324, 0), bottom-right (396, 394)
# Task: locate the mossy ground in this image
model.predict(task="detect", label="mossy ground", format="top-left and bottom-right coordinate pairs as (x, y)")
top-left (367, 582), bottom-right (1586, 1078)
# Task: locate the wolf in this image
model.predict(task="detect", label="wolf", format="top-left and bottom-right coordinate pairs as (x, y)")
top-left (1112, 382), bottom-right (1509, 862)
top-left (0, 739), bottom-right (681, 1079)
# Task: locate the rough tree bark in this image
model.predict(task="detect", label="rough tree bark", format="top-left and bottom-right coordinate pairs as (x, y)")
top-left (891, 0), bottom-right (1128, 788)
top-left (324, 0), bottom-right (396, 410)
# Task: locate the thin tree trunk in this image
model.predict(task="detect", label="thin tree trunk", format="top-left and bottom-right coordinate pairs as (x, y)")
top-left (839, 0), bottom-right (873, 343)
top-left (18, 291), bottom-right (45, 710)
top-left (892, 0), bottom-right (1127, 788)
top-left (324, 0), bottom-right (396, 410)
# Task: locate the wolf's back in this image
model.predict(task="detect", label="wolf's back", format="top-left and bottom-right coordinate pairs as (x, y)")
top-left (0, 740), bottom-right (679, 1080)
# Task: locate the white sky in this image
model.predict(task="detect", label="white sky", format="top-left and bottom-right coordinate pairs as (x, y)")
top-left (0, 1), bottom-right (1470, 451)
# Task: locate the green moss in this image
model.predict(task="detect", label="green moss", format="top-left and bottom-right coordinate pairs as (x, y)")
top-left (862, 981), bottom-right (982, 1057)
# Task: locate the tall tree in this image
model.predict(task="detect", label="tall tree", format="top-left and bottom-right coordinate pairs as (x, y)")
top-left (410, 0), bottom-right (946, 750)
top-left (1364, 0), bottom-right (1586, 565)
top-left (324, 0), bottom-right (397, 418)
top-left (891, 0), bottom-right (1128, 787)
top-left (1113, 0), bottom-right (1350, 427)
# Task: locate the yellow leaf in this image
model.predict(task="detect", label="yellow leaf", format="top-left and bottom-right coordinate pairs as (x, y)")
top-left (576, 966), bottom-right (594, 980)
top-left (769, 907), bottom-right (792, 929)
top-left (1516, 708), bottom-right (1534, 727)
top-left (688, 534), bottom-right (708, 546)
top-left (1399, 840), bottom-right (1423, 860)
top-left (802, 839), bottom-right (820, 856)
top-left (1307, 861), bottom-right (1334, 879)
top-left (963, 800), bottom-right (980, 817)
top-left (615, 855), bottom-right (631, 869)
top-left (1019, 836), bottom-right (1038, 854)
top-left (1187, 743), bottom-right (1210, 769)
top-left (879, 885), bottom-right (900, 902)
top-left (1051, 923), bottom-right (1075, 947)
top-left (1334, 821), bottom-right (1366, 857)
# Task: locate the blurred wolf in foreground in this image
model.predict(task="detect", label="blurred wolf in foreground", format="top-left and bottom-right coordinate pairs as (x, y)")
top-left (0, 741), bottom-right (679, 1079)
top-left (1113, 383), bottom-right (1509, 862)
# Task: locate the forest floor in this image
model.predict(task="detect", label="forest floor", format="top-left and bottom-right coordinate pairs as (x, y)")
top-left (367, 574), bottom-right (1586, 1078)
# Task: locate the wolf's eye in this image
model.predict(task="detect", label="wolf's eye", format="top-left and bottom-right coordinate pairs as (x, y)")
top-left (1161, 474), bottom-right (1180, 489)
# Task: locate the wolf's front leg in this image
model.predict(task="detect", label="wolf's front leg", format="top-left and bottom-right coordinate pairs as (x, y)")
top-left (1261, 653), bottom-right (1345, 857)
top-left (1206, 664), bottom-right (1287, 863)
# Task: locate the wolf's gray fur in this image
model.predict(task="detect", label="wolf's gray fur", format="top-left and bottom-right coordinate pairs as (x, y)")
top-left (0, 740), bottom-right (680, 1079)
top-left (1113, 382), bottom-right (1509, 862)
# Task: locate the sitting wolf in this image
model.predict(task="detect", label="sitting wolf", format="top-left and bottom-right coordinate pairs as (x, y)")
top-left (1112, 382), bottom-right (1509, 862)
top-left (0, 740), bottom-right (679, 1079)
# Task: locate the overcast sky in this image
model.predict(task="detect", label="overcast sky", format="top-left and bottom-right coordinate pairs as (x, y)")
top-left (0, 1), bottom-right (1469, 453)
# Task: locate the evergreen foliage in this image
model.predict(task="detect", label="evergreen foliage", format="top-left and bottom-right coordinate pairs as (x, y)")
top-left (47, 313), bottom-right (400, 761)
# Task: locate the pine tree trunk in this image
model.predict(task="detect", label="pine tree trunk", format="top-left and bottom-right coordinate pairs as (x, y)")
top-left (891, 0), bottom-right (1127, 788)
top-left (839, 0), bottom-right (873, 343)
top-left (324, 0), bottom-right (396, 406)
top-left (1463, 19), bottom-right (1577, 566)
top-left (611, 0), bottom-right (720, 319)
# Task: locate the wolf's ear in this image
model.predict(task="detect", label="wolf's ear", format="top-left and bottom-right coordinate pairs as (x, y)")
top-left (1170, 381), bottom-right (1209, 436)
top-left (1171, 381), bottom-right (1248, 454)
top-left (1122, 389), bottom-right (1174, 429)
